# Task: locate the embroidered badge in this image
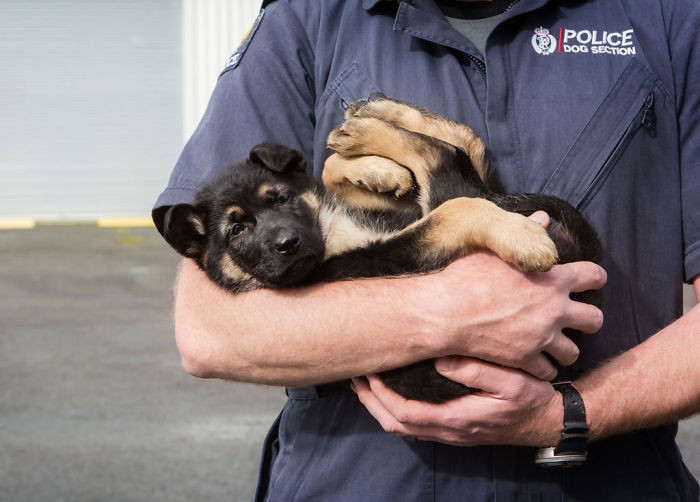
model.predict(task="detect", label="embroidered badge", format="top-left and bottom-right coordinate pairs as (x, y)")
top-left (530, 25), bottom-right (637, 56)
top-left (531, 27), bottom-right (557, 55)
top-left (222, 9), bottom-right (265, 74)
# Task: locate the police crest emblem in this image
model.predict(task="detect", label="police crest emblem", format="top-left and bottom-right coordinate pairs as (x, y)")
top-left (532, 26), bottom-right (557, 55)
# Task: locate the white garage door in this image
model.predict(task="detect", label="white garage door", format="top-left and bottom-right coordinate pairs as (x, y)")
top-left (0, 0), bottom-right (262, 223)
top-left (0, 0), bottom-right (183, 221)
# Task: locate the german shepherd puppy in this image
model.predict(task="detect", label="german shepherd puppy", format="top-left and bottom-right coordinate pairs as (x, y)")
top-left (162, 94), bottom-right (600, 403)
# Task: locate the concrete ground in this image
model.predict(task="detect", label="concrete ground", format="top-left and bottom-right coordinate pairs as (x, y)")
top-left (1, 225), bottom-right (698, 501)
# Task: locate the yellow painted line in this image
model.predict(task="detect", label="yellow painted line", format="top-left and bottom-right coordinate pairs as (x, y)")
top-left (0, 218), bottom-right (155, 229)
top-left (0, 219), bottom-right (37, 229)
top-left (97, 217), bottom-right (154, 228)
top-left (36, 220), bottom-right (94, 227)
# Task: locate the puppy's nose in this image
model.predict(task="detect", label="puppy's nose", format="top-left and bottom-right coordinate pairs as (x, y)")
top-left (275, 232), bottom-right (300, 255)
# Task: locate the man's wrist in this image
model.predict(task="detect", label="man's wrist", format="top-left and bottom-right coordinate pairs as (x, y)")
top-left (537, 389), bottom-right (566, 446)
top-left (408, 272), bottom-right (461, 357)
top-left (535, 382), bottom-right (589, 467)
top-left (572, 380), bottom-right (601, 441)
top-left (553, 382), bottom-right (588, 453)
top-left (412, 255), bottom-right (496, 357)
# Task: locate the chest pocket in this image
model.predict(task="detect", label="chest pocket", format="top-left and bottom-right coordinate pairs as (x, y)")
top-left (539, 58), bottom-right (659, 209)
top-left (318, 61), bottom-right (380, 115)
top-left (313, 62), bottom-right (381, 177)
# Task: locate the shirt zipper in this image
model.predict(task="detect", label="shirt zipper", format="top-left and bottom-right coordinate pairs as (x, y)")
top-left (503, 0), bottom-right (522, 15)
top-left (467, 0), bottom-right (521, 75)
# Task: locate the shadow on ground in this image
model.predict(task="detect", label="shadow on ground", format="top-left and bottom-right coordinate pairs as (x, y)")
top-left (0, 225), bottom-right (697, 501)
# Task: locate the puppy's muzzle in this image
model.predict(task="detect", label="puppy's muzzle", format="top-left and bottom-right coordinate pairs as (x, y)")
top-left (275, 231), bottom-right (301, 255)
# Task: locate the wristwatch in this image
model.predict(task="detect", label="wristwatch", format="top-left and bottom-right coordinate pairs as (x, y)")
top-left (535, 381), bottom-right (589, 467)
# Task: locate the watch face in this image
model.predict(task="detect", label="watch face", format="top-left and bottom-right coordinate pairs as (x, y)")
top-left (534, 447), bottom-right (587, 468)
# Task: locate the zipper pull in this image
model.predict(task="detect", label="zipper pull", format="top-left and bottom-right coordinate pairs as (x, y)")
top-left (641, 92), bottom-right (655, 130)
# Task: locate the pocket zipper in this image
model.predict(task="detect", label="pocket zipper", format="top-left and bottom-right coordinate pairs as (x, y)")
top-left (577, 90), bottom-right (655, 209)
top-left (641, 92), bottom-right (655, 130)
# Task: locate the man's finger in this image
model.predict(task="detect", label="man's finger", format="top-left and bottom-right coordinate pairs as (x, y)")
top-left (543, 333), bottom-right (580, 367)
top-left (528, 210), bottom-right (551, 228)
top-left (364, 374), bottom-right (453, 427)
top-left (356, 376), bottom-right (466, 440)
top-left (517, 353), bottom-right (558, 381)
top-left (435, 357), bottom-right (536, 397)
top-left (558, 261), bottom-right (607, 293)
top-left (563, 300), bottom-right (604, 334)
top-left (352, 377), bottom-right (410, 435)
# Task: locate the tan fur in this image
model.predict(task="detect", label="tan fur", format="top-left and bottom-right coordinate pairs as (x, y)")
top-left (256, 184), bottom-right (273, 200)
top-left (328, 117), bottom-right (446, 213)
top-left (324, 99), bottom-right (557, 270)
top-left (300, 190), bottom-right (322, 218)
top-left (224, 205), bottom-right (245, 219)
top-left (219, 253), bottom-right (257, 283)
top-left (319, 204), bottom-right (396, 259)
top-left (188, 214), bottom-right (206, 235)
top-left (322, 154), bottom-right (415, 211)
top-left (219, 205), bottom-right (246, 236)
top-left (414, 197), bottom-right (558, 272)
top-left (347, 98), bottom-right (489, 182)
top-left (328, 117), bottom-right (440, 172)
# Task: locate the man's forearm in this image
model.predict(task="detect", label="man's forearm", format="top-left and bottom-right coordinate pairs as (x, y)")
top-left (576, 281), bottom-right (700, 441)
top-left (174, 258), bottom-right (442, 386)
top-left (352, 280), bottom-right (697, 449)
top-left (174, 253), bottom-right (604, 388)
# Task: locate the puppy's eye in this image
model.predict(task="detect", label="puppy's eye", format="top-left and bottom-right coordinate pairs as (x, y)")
top-left (231, 223), bottom-right (245, 236)
top-left (277, 193), bottom-right (291, 204)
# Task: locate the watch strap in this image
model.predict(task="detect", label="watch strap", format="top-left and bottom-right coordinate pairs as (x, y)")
top-left (552, 381), bottom-right (588, 456)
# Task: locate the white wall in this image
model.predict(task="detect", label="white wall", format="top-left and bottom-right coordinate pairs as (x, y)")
top-left (0, 0), bottom-right (261, 222)
top-left (182, 0), bottom-right (261, 141)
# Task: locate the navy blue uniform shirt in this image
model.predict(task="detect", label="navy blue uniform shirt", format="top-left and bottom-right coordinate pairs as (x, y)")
top-left (154, 0), bottom-right (700, 499)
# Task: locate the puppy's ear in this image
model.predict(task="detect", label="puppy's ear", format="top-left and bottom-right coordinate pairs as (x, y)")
top-left (163, 204), bottom-right (207, 259)
top-left (249, 143), bottom-right (307, 173)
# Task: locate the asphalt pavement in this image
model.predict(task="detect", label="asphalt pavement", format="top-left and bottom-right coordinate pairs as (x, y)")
top-left (0, 224), bottom-right (698, 501)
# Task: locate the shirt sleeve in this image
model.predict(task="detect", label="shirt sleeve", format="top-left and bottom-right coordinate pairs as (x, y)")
top-left (152, 0), bottom-right (315, 235)
top-left (666, 0), bottom-right (700, 282)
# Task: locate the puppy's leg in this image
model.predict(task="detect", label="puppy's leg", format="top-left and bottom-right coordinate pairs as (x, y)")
top-left (322, 153), bottom-right (416, 210)
top-left (414, 197), bottom-right (558, 272)
top-left (346, 94), bottom-right (489, 183)
top-left (316, 196), bottom-right (558, 283)
top-left (328, 117), bottom-right (470, 214)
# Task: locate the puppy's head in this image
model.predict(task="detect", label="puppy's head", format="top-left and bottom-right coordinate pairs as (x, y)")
top-left (163, 143), bottom-right (325, 291)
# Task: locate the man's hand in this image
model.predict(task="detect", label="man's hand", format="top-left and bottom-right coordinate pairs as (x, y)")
top-left (420, 253), bottom-right (606, 380)
top-left (351, 211), bottom-right (604, 446)
top-left (416, 210), bottom-right (606, 380)
top-left (353, 281), bottom-right (700, 448)
top-left (352, 357), bottom-right (562, 447)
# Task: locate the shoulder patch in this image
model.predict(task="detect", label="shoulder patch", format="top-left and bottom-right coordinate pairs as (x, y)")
top-left (221, 9), bottom-right (265, 76)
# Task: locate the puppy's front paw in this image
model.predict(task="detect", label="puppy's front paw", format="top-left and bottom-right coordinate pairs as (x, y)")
top-left (349, 157), bottom-right (414, 198)
top-left (349, 94), bottom-right (407, 122)
top-left (327, 118), bottom-right (376, 156)
top-left (495, 215), bottom-right (558, 272)
top-left (344, 93), bottom-right (389, 119)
